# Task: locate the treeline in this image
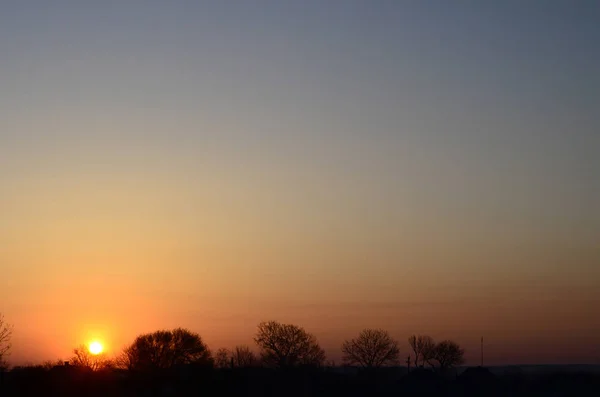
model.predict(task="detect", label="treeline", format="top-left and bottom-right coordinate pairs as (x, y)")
top-left (2, 319), bottom-right (600, 396)
top-left (4, 356), bottom-right (600, 397)
top-left (39, 322), bottom-right (466, 372)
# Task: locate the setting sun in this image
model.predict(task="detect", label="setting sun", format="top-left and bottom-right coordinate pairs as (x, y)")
top-left (88, 341), bottom-right (104, 355)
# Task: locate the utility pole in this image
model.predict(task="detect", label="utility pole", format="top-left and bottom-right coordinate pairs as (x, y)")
top-left (481, 337), bottom-right (484, 367)
top-left (406, 355), bottom-right (411, 373)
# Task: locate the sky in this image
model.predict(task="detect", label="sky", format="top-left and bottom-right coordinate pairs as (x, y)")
top-left (0, 0), bottom-right (599, 366)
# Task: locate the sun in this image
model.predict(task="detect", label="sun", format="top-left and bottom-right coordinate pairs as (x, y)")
top-left (88, 341), bottom-right (104, 355)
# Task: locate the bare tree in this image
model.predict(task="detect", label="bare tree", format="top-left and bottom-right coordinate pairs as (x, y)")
top-left (114, 350), bottom-right (133, 370)
top-left (408, 335), bottom-right (435, 368)
top-left (0, 314), bottom-right (13, 370)
top-left (214, 348), bottom-right (231, 369)
top-left (42, 359), bottom-right (66, 370)
top-left (120, 328), bottom-right (212, 371)
top-left (421, 338), bottom-right (437, 367)
top-left (254, 321), bottom-right (326, 368)
top-left (408, 335), bottom-right (421, 367)
top-left (232, 345), bottom-right (257, 368)
top-left (433, 340), bottom-right (465, 370)
top-left (214, 345), bottom-right (259, 368)
top-left (70, 345), bottom-right (113, 371)
top-left (342, 329), bottom-right (400, 368)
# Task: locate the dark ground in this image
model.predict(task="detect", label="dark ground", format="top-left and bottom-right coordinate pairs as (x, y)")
top-left (2, 365), bottom-right (599, 396)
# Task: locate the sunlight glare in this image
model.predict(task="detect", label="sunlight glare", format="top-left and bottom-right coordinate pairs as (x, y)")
top-left (89, 341), bottom-right (104, 355)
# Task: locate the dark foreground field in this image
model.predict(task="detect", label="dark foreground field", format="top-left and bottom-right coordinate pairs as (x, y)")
top-left (2, 365), bottom-right (599, 396)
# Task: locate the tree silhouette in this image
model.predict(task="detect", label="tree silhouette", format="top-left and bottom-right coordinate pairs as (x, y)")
top-left (214, 348), bottom-right (230, 369)
top-left (408, 334), bottom-right (435, 367)
top-left (119, 328), bottom-right (212, 371)
top-left (214, 345), bottom-right (258, 368)
top-left (433, 340), bottom-right (465, 370)
top-left (0, 313), bottom-right (13, 370)
top-left (41, 359), bottom-right (65, 370)
top-left (231, 345), bottom-right (258, 368)
top-left (422, 338), bottom-right (437, 367)
top-left (70, 345), bottom-right (112, 371)
top-left (342, 328), bottom-right (400, 368)
top-left (254, 321), bottom-right (326, 368)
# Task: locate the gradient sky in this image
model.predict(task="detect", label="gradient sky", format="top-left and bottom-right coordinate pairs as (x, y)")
top-left (1, 1), bottom-right (599, 366)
